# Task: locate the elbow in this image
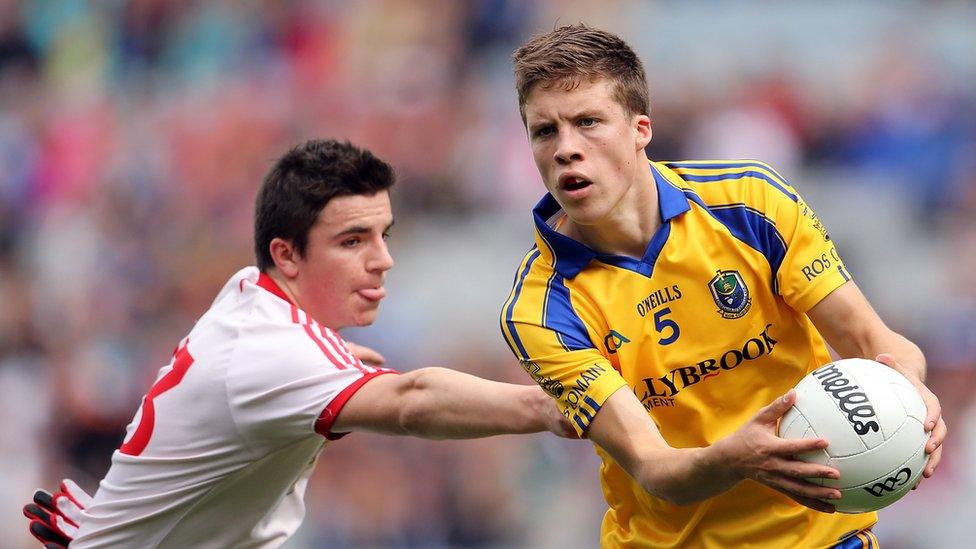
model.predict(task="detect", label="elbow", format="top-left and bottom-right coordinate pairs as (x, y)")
top-left (632, 460), bottom-right (707, 507)
top-left (645, 482), bottom-right (703, 507)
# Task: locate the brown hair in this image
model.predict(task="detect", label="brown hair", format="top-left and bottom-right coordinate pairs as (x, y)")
top-left (513, 24), bottom-right (649, 123)
top-left (254, 139), bottom-right (395, 271)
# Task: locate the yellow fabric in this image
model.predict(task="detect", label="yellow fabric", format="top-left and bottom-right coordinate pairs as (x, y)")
top-left (501, 160), bottom-right (875, 547)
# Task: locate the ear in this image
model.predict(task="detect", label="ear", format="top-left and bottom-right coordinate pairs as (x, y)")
top-left (269, 237), bottom-right (301, 279)
top-left (634, 114), bottom-right (652, 150)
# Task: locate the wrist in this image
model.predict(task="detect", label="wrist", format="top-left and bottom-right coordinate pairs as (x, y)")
top-left (701, 436), bottom-right (742, 483)
top-left (523, 385), bottom-right (551, 433)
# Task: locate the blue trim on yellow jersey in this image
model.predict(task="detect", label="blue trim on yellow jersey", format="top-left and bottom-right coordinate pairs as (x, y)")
top-left (668, 161), bottom-right (799, 203)
top-left (504, 249), bottom-right (541, 359)
top-left (593, 222), bottom-right (670, 278)
top-left (572, 395), bottom-right (604, 432)
top-left (708, 203), bottom-right (787, 290)
top-left (681, 190), bottom-right (788, 292)
top-left (531, 164), bottom-right (691, 279)
top-left (543, 273), bottom-right (596, 351)
top-left (533, 195), bottom-right (595, 278)
top-left (831, 529), bottom-right (875, 549)
top-left (653, 164), bottom-right (693, 219)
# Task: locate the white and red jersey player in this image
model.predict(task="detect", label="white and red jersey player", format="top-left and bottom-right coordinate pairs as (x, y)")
top-left (72, 267), bottom-right (396, 548)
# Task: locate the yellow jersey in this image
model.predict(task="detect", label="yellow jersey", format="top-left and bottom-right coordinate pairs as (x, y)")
top-left (501, 160), bottom-right (875, 548)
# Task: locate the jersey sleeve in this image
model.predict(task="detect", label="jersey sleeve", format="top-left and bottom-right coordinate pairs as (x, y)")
top-left (501, 265), bottom-right (627, 437)
top-left (768, 171), bottom-right (852, 312)
top-left (226, 319), bottom-right (395, 450)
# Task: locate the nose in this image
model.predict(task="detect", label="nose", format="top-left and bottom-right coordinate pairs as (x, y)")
top-left (367, 239), bottom-right (394, 273)
top-left (553, 130), bottom-right (584, 165)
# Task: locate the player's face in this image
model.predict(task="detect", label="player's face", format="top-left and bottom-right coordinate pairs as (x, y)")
top-left (523, 77), bottom-right (651, 226)
top-left (294, 191), bottom-right (394, 329)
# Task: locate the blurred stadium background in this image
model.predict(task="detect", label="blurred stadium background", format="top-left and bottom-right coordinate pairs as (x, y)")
top-left (1, 0), bottom-right (974, 547)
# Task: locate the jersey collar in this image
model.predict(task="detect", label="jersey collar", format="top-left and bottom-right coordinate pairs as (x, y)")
top-left (532, 162), bottom-right (691, 279)
top-left (256, 272), bottom-right (295, 305)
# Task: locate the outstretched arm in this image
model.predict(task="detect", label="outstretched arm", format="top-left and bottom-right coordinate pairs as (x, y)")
top-left (331, 367), bottom-right (576, 439)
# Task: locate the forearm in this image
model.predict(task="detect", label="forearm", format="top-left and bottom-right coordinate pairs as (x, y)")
top-left (629, 445), bottom-right (740, 506)
top-left (830, 326), bottom-right (927, 381)
top-left (397, 367), bottom-right (547, 439)
top-left (808, 282), bottom-right (927, 380)
top-left (587, 388), bottom-right (742, 506)
top-left (863, 331), bottom-right (926, 381)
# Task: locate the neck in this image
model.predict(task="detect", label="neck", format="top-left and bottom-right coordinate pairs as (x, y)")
top-left (565, 160), bottom-right (660, 258)
top-left (265, 269), bottom-right (303, 307)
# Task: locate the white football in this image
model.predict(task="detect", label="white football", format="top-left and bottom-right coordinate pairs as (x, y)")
top-left (778, 358), bottom-right (927, 513)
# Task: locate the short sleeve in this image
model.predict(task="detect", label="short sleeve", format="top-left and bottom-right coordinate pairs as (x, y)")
top-left (227, 320), bottom-right (395, 450)
top-left (774, 190), bottom-right (852, 312)
top-left (501, 268), bottom-right (627, 437)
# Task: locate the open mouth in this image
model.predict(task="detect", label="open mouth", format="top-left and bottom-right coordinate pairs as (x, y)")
top-left (560, 175), bottom-right (592, 192)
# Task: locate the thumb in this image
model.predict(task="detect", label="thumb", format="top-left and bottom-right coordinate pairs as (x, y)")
top-left (756, 389), bottom-right (796, 423)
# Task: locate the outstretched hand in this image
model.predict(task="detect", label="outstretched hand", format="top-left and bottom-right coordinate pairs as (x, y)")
top-left (714, 390), bottom-right (841, 513)
top-left (528, 387), bottom-right (578, 439)
top-left (23, 479), bottom-right (93, 548)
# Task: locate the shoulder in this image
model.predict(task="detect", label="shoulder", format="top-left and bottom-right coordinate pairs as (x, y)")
top-left (503, 245), bottom-right (563, 315)
top-left (220, 280), bottom-right (360, 375)
top-left (660, 159), bottom-right (800, 211)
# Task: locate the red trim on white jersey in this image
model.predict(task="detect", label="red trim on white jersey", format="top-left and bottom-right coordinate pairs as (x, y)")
top-left (300, 320), bottom-right (348, 370)
top-left (315, 322), bottom-right (369, 373)
top-left (314, 370), bottom-right (397, 439)
top-left (256, 272), bottom-right (293, 304)
top-left (254, 273), bottom-right (355, 371)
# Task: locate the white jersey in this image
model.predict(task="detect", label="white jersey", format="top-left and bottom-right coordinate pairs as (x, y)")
top-left (72, 267), bottom-right (396, 548)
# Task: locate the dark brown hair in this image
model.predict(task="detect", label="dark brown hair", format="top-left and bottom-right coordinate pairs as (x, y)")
top-left (513, 24), bottom-right (649, 123)
top-left (253, 139), bottom-right (395, 271)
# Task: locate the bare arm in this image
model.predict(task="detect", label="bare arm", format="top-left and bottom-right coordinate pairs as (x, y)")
top-left (807, 281), bottom-right (946, 478)
top-left (585, 387), bottom-right (841, 511)
top-left (807, 281), bottom-right (926, 380)
top-left (331, 367), bottom-right (575, 439)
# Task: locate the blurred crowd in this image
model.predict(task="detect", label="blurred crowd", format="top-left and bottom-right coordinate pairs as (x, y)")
top-left (1, 1), bottom-right (974, 547)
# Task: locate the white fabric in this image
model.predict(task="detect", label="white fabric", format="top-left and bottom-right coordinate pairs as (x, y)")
top-left (51, 479), bottom-right (92, 538)
top-left (72, 267), bottom-right (393, 548)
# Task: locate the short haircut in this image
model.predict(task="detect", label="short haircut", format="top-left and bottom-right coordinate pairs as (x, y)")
top-left (512, 24), bottom-right (650, 123)
top-left (253, 139), bottom-right (396, 271)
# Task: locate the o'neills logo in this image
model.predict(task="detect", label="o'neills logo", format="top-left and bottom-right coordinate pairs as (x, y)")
top-left (811, 363), bottom-right (880, 435)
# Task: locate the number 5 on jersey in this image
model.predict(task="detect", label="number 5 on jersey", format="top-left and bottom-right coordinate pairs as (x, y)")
top-left (119, 342), bottom-right (196, 456)
top-left (654, 307), bottom-right (680, 345)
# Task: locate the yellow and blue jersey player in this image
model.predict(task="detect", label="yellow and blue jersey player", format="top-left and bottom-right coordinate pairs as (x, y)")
top-left (501, 25), bottom-right (946, 548)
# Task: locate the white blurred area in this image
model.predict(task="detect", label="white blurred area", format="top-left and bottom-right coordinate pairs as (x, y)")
top-left (1, 1), bottom-right (974, 547)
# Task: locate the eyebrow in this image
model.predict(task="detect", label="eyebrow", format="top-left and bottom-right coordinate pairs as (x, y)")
top-left (527, 109), bottom-right (604, 130)
top-left (331, 220), bottom-right (395, 239)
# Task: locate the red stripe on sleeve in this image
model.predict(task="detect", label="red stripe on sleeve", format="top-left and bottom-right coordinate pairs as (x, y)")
top-left (300, 320), bottom-right (347, 370)
top-left (314, 370), bottom-right (398, 440)
top-left (316, 323), bottom-right (368, 373)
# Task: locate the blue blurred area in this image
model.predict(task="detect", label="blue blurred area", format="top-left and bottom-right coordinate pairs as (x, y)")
top-left (1, 1), bottom-right (974, 547)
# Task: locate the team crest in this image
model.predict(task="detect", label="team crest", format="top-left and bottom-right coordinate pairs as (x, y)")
top-left (709, 270), bottom-right (752, 319)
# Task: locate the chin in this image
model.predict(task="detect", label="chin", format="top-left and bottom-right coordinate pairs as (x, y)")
top-left (352, 309), bottom-right (380, 327)
top-left (563, 204), bottom-right (610, 226)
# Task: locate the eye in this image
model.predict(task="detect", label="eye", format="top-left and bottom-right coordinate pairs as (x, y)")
top-left (341, 237), bottom-right (361, 248)
top-left (579, 117), bottom-right (598, 127)
top-left (382, 232), bottom-right (391, 241)
top-left (533, 125), bottom-right (555, 139)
